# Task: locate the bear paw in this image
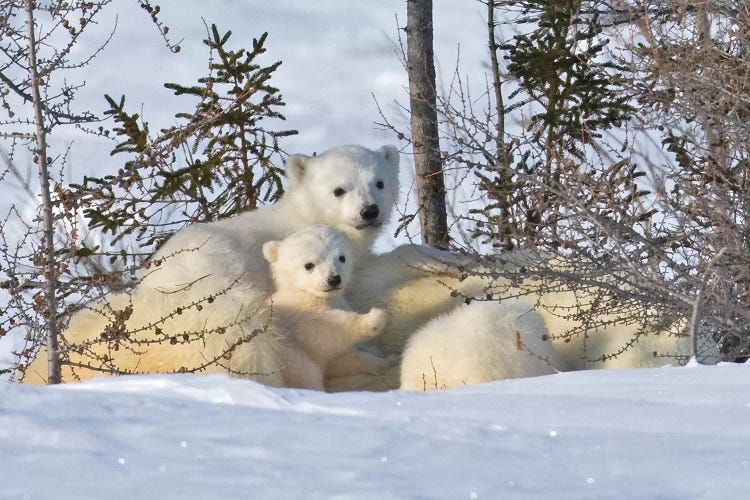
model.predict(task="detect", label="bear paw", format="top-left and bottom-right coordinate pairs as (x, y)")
top-left (360, 355), bottom-right (389, 375)
top-left (362, 308), bottom-right (388, 336)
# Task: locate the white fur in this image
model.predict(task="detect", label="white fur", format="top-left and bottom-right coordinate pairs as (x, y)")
top-left (341, 250), bottom-right (718, 391)
top-left (394, 251), bottom-right (721, 383)
top-left (22, 145), bottom-right (402, 384)
top-left (262, 225), bottom-right (388, 390)
top-left (139, 144), bottom-right (402, 295)
top-left (328, 250), bottom-right (509, 391)
top-left (23, 142), bottom-right (474, 387)
top-left (400, 300), bottom-right (560, 390)
top-left (22, 141), bottom-right (701, 389)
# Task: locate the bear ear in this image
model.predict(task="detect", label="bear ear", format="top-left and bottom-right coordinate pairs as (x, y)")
top-left (285, 154), bottom-right (312, 188)
top-left (262, 241), bottom-right (280, 263)
top-left (378, 145), bottom-right (400, 171)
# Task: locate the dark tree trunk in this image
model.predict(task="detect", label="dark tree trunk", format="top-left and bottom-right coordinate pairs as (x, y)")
top-left (487, 0), bottom-right (514, 250)
top-left (406, 0), bottom-right (449, 248)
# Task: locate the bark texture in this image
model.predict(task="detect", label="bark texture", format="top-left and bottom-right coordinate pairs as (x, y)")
top-left (406, 0), bottom-right (449, 248)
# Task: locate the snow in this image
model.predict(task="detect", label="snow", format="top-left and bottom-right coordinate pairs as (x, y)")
top-left (4, 5), bottom-right (750, 497)
top-left (3, 363), bottom-right (750, 499)
top-left (3, 0), bottom-right (487, 181)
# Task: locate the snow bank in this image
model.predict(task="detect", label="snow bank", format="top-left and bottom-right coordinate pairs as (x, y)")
top-left (2, 363), bottom-right (749, 499)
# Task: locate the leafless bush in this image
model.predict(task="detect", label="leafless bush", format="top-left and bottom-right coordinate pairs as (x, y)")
top-left (383, 0), bottom-right (750, 364)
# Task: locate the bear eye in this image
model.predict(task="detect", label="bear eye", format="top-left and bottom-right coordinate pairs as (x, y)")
top-left (375, 180), bottom-right (384, 189)
top-left (333, 187), bottom-right (346, 197)
top-left (339, 255), bottom-right (346, 263)
top-left (304, 262), bottom-right (315, 271)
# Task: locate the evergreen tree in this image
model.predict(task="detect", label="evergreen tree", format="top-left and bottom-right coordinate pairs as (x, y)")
top-left (472, 0), bottom-right (635, 250)
top-left (79, 24), bottom-right (296, 256)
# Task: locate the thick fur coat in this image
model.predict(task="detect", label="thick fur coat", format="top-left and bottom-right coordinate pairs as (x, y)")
top-left (262, 225), bottom-right (388, 390)
top-left (23, 145), bottom-right (466, 385)
top-left (400, 300), bottom-right (559, 390)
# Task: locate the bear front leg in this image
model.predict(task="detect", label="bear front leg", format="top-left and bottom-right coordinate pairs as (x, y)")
top-left (317, 307), bottom-right (387, 343)
top-left (325, 349), bottom-right (390, 379)
top-left (280, 353), bottom-right (326, 391)
top-left (356, 245), bottom-right (475, 294)
top-left (294, 308), bottom-right (388, 363)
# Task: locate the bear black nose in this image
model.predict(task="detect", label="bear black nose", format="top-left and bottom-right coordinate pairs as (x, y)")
top-left (360, 204), bottom-right (380, 220)
top-left (327, 275), bottom-right (342, 288)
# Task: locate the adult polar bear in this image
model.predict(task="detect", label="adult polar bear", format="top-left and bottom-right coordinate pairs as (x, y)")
top-left (23, 143), bottom-right (701, 387)
top-left (22, 145), bottom-right (469, 384)
top-left (390, 249), bottom-right (722, 391)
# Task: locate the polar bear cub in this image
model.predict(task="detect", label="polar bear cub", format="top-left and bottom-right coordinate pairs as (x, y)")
top-left (262, 225), bottom-right (389, 390)
top-left (400, 300), bottom-right (561, 390)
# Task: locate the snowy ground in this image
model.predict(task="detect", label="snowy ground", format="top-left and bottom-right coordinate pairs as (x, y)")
top-left (4, 5), bottom-right (749, 498)
top-left (3, 363), bottom-right (749, 499)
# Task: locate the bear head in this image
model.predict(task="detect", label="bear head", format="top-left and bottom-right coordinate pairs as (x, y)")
top-left (262, 225), bottom-right (354, 299)
top-left (283, 145), bottom-right (400, 234)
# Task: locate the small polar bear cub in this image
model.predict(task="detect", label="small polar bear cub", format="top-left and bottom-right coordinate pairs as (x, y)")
top-left (400, 300), bottom-right (561, 391)
top-left (262, 225), bottom-right (388, 390)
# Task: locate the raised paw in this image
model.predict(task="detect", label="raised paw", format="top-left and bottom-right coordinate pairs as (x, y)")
top-left (362, 307), bottom-right (388, 336)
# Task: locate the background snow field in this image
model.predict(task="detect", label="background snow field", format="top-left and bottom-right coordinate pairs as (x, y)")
top-left (3, 363), bottom-right (749, 499)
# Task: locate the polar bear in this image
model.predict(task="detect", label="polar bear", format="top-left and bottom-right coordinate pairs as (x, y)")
top-left (335, 250), bottom-right (719, 391)
top-left (399, 300), bottom-right (560, 390)
top-left (462, 252), bottom-right (721, 370)
top-left (261, 225), bottom-right (389, 390)
top-left (21, 142), bottom-right (710, 388)
top-left (22, 145), bottom-right (399, 383)
top-left (22, 144), bottom-right (470, 384)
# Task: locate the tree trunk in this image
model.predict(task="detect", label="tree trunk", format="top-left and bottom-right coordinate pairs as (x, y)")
top-left (24, 0), bottom-right (62, 384)
top-left (406, 0), bottom-right (449, 248)
top-left (697, 9), bottom-right (727, 173)
top-left (487, 0), bottom-right (514, 250)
